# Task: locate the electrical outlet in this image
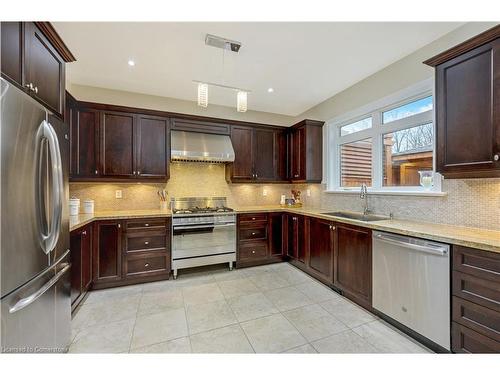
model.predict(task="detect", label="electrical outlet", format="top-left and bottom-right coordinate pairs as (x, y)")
top-left (306, 189), bottom-right (311, 197)
top-left (115, 190), bottom-right (122, 199)
top-left (262, 189), bottom-right (268, 196)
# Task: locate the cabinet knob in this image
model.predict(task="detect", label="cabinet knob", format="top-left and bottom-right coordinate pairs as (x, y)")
top-left (144, 241), bottom-right (149, 245)
top-left (144, 263), bottom-right (150, 267)
top-left (294, 174), bottom-right (299, 178)
top-left (145, 223), bottom-right (149, 227)
top-left (252, 217), bottom-right (256, 220)
top-left (95, 170), bottom-right (98, 175)
top-left (117, 224), bottom-right (121, 228)
top-left (251, 232), bottom-right (256, 235)
top-left (293, 217), bottom-right (297, 221)
top-left (252, 250), bottom-right (256, 254)
top-left (494, 154), bottom-right (499, 161)
top-left (82, 230), bottom-right (87, 235)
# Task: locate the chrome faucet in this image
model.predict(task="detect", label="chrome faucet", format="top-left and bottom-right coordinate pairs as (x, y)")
top-left (360, 183), bottom-right (371, 216)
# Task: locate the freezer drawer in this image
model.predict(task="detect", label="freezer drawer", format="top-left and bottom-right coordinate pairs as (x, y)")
top-left (372, 231), bottom-right (450, 350)
top-left (1, 251), bottom-right (71, 353)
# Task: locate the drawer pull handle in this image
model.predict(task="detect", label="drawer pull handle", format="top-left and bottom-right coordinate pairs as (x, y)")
top-left (144, 263), bottom-right (150, 267)
top-left (252, 217), bottom-right (256, 220)
top-left (145, 223), bottom-right (150, 227)
top-left (252, 232), bottom-right (256, 235)
top-left (144, 241), bottom-right (149, 245)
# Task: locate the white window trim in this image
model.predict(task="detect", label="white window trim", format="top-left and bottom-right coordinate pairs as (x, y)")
top-left (324, 78), bottom-right (446, 197)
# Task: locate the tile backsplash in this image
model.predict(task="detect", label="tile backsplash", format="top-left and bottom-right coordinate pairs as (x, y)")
top-left (69, 163), bottom-right (500, 230)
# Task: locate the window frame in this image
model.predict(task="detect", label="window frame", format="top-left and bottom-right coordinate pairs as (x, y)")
top-left (325, 78), bottom-right (445, 196)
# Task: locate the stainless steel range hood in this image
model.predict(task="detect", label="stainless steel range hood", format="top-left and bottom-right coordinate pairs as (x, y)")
top-left (171, 130), bottom-right (235, 163)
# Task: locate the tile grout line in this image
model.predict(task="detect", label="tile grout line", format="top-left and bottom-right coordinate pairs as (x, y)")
top-left (127, 290), bottom-right (143, 353)
top-left (223, 287), bottom-right (257, 353)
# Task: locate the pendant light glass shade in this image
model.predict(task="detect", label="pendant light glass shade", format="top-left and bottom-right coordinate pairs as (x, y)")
top-left (197, 83), bottom-right (208, 107)
top-left (237, 91), bottom-right (247, 112)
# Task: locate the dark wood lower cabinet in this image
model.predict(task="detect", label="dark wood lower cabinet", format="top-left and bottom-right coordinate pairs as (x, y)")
top-left (306, 217), bottom-right (334, 286)
top-left (451, 245), bottom-right (500, 353)
top-left (91, 217), bottom-right (171, 289)
top-left (286, 214), bottom-right (306, 264)
top-left (70, 224), bottom-right (92, 311)
top-left (334, 223), bottom-right (372, 310)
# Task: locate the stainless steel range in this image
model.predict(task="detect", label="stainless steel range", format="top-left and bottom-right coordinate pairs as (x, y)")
top-left (171, 197), bottom-right (236, 279)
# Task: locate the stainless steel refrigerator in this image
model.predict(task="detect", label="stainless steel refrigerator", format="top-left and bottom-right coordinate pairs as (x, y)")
top-left (0, 77), bottom-right (71, 353)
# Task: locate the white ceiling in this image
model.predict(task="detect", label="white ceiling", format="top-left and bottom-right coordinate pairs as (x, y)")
top-left (54, 22), bottom-right (462, 116)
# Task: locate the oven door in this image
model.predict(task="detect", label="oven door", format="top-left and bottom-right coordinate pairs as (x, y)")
top-left (172, 223), bottom-right (236, 260)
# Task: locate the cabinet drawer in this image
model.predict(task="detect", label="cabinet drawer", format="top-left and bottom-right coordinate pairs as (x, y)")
top-left (125, 254), bottom-right (168, 277)
top-left (453, 245), bottom-right (500, 282)
top-left (238, 213), bottom-right (268, 224)
top-left (239, 243), bottom-right (268, 260)
top-left (125, 234), bottom-right (167, 253)
top-left (452, 271), bottom-right (500, 312)
top-left (453, 296), bottom-right (500, 342)
top-left (239, 226), bottom-right (267, 241)
top-left (451, 322), bottom-right (500, 353)
top-left (126, 218), bottom-right (168, 231)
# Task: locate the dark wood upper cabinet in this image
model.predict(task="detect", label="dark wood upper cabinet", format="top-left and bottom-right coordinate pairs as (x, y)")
top-left (136, 115), bottom-right (170, 179)
top-left (424, 25), bottom-right (500, 178)
top-left (1, 22), bottom-right (23, 85)
top-left (307, 217), bottom-right (335, 285)
top-left (228, 126), bottom-right (254, 180)
top-left (24, 22), bottom-right (65, 116)
top-left (100, 111), bottom-right (136, 178)
top-left (68, 97), bottom-right (100, 178)
top-left (227, 125), bottom-right (285, 182)
top-left (0, 22), bottom-right (75, 119)
top-left (334, 223), bottom-right (372, 310)
top-left (288, 120), bottom-right (324, 182)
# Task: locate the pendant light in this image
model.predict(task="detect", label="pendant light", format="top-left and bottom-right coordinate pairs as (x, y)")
top-left (237, 91), bottom-right (248, 113)
top-left (197, 83), bottom-right (208, 108)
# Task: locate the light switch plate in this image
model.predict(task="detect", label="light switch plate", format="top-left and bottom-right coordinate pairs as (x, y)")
top-left (306, 189), bottom-right (311, 197)
top-left (115, 190), bottom-right (122, 199)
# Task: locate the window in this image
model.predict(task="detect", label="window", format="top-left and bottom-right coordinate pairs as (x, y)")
top-left (328, 81), bottom-right (440, 194)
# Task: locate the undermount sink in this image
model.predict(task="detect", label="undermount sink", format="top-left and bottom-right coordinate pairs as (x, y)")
top-left (321, 211), bottom-right (391, 222)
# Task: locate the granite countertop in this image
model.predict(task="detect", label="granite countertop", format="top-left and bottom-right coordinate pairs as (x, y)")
top-left (234, 205), bottom-right (500, 254)
top-left (69, 205), bottom-right (499, 254)
top-left (69, 209), bottom-right (171, 231)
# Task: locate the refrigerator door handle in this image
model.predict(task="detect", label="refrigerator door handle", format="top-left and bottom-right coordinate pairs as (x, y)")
top-left (35, 120), bottom-right (63, 254)
top-left (9, 264), bottom-right (70, 314)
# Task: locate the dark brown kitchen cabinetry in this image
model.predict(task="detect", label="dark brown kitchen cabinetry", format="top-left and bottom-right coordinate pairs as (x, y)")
top-left (68, 96), bottom-right (100, 178)
top-left (286, 214), bottom-right (306, 265)
top-left (67, 100), bottom-right (170, 182)
top-left (236, 212), bottom-right (285, 267)
top-left (136, 115), bottom-right (170, 179)
top-left (93, 221), bottom-right (123, 288)
top-left (334, 223), bottom-right (372, 310)
top-left (424, 25), bottom-right (500, 178)
top-left (100, 111), bottom-right (136, 178)
top-left (227, 126), bottom-right (285, 182)
top-left (0, 22), bottom-right (75, 118)
top-left (307, 217), bottom-right (335, 286)
top-left (288, 119), bottom-right (324, 182)
top-left (451, 245), bottom-right (500, 353)
top-left (70, 224), bottom-right (92, 312)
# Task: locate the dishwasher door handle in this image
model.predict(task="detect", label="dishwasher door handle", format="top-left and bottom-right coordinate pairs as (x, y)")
top-left (374, 233), bottom-right (449, 256)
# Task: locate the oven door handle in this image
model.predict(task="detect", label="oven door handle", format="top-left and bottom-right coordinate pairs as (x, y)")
top-left (173, 223), bottom-right (236, 230)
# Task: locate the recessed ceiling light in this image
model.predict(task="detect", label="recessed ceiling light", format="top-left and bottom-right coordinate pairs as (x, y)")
top-left (267, 88), bottom-right (274, 93)
top-left (128, 59), bottom-right (135, 66)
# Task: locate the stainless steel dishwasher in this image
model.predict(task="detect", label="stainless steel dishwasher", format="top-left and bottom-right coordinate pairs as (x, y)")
top-left (372, 231), bottom-right (450, 350)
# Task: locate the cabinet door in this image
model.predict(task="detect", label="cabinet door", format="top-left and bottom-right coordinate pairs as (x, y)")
top-left (290, 127), bottom-right (306, 180)
top-left (287, 215), bottom-right (305, 263)
top-left (334, 223), bottom-right (372, 309)
top-left (436, 39), bottom-right (500, 178)
top-left (94, 221), bottom-right (122, 284)
top-left (70, 230), bottom-right (82, 305)
top-left (24, 22), bottom-right (65, 116)
top-left (70, 107), bottom-right (100, 178)
top-left (81, 225), bottom-right (92, 290)
top-left (1, 22), bottom-right (23, 85)
top-left (137, 115), bottom-right (169, 179)
top-left (296, 215), bottom-right (306, 263)
top-left (308, 218), bottom-right (334, 284)
top-left (269, 213), bottom-right (284, 257)
top-left (230, 126), bottom-right (254, 180)
top-left (254, 128), bottom-right (277, 181)
top-left (100, 111), bottom-right (136, 178)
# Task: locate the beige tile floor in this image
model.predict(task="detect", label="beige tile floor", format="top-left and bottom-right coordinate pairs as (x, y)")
top-left (69, 263), bottom-right (432, 353)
